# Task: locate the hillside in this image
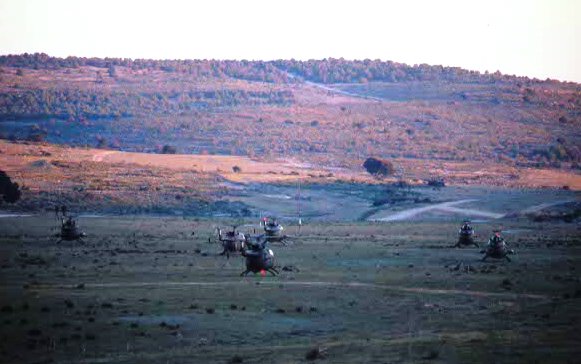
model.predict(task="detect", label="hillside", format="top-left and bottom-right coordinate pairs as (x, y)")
top-left (0, 54), bottom-right (580, 192)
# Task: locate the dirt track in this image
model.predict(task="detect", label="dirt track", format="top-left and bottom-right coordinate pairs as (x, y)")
top-left (28, 280), bottom-right (549, 300)
top-left (369, 199), bottom-right (578, 222)
top-left (370, 199), bottom-right (479, 221)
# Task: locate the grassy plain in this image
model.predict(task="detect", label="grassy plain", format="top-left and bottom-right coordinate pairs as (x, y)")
top-left (0, 213), bottom-right (580, 363)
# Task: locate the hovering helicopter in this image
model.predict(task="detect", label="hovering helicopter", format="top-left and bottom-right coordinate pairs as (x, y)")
top-left (54, 206), bottom-right (86, 243)
top-left (215, 225), bottom-right (246, 258)
top-left (455, 220), bottom-right (479, 248)
top-left (481, 229), bottom-right (515, 262)
top-left (240, 235), bottom-right (278, 276)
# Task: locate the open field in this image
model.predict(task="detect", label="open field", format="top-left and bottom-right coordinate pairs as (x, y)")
top-left (1, 139), bottom-right (580, 218)
top-left (0, 214), bottom-right (580, 363)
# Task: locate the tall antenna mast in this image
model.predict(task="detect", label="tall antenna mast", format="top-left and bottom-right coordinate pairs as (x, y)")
top-left (297, 178), bottom-right (301, 235)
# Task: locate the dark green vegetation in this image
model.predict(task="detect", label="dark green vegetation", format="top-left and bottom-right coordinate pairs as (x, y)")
top-left (363, 157), bottom-right (394, 177)
top-left (0, 53), bottom-right (537, 84)
top-left (0, 170), bottom-right (21, 204)
top-left (0, 215), bottom-right (580, 363)
top-left (0, 88), bottom-right (293, 120)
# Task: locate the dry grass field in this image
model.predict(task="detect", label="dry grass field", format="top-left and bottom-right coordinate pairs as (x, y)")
top-left (0, 215), bottom-right (580, 363)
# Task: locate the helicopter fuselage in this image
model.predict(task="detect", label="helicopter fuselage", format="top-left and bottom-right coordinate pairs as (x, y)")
top-left (58, 221), bottom-right (86, 242)
top-left (482, 241), bottom-right (513, 261)
top-left (264, 224), bottom-right (283, 236)
top-left (241, 243), bottom-right (278, 276)
top-left (218, 230), bottom-right (246, 257)
top-left (456, 229), bottom-right (478, 247)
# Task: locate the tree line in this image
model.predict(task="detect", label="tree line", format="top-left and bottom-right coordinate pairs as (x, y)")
top-left (0, 53), bottom-right (566, 85)
top-left (0, 53), bottom-right (290, 83)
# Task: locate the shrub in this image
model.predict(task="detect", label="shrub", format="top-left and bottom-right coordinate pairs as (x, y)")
top-left (427, 178), bottom-right (446, 188)
top-left (363, 157), bottom-right (393, 176)
top-left (161, 145), bottom-right (177, 154)
top-left (27, 133), bottom-right (46, 142)
top-left (0, 170), bottom-right (21, 204)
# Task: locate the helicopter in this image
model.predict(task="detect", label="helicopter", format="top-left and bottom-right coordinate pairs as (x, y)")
top-left (260, 216), bottom-right (291, 245)
top-left (214, 225), bottom-right (246, 258)
top-left (240, 235), bottom-right (278, 276)
top-left (54, 206), bottom-right (86, 243)
top-left (455, 220), bottom-right (479, 248)
top-left (481, 229), bottom-right (515, 262)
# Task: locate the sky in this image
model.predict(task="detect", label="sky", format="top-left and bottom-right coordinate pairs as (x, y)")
top-left (0, 0), bottom-right (579, 82)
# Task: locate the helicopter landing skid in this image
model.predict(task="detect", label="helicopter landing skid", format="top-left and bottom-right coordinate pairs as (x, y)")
top-left (240, 268), bottom-right (279, 277)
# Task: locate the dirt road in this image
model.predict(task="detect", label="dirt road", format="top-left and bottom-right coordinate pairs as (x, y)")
top-left (369, 199), bottom-right (506, 221)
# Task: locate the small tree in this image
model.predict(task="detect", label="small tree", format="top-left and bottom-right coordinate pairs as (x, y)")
top-left (27, 133), bottom-right (46, 142)
top-left (96, 135), bottom-right (107, 148)
top-left (363, 157), bottom-right (394, 177)
top-left (232, 165), bottom-right (242, 173)
top-left (161, 145), bottom-right (177, 154)
top-left (95, 71), bottom-right (104, 84)
top-left (0, 170), bottom-right (21, 204)
top-left (427, 177), bottom-right (446, 188)
top-left (108, 64), bottom-right (117, 78)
